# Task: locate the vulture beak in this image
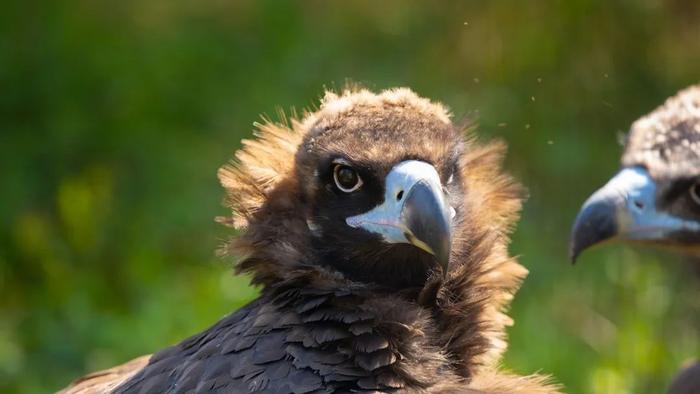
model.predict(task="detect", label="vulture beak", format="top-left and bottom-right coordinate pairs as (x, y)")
top-left (346, 160), bottom-right (454, 274)
top-left (569, 166), bottom-right (700, 262)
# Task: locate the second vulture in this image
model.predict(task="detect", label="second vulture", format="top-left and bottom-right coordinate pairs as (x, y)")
top-left (570, 84), bottom-right (700, 394)
top-left (571, 84), bottom-right (700, 260)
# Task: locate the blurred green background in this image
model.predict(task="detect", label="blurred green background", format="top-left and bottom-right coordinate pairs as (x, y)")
top-left (2, 1), bottom-right (699, 393)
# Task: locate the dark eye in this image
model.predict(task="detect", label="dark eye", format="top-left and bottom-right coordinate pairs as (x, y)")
top-left (333, 164), bottom-right (363, 193)
top-left (690, 182), bottom-right (700, 206)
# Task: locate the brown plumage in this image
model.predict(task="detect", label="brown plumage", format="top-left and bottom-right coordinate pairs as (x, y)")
top-left (622, 84), bottom-right (700, 181)
top-left (62, 88), bottom-right (557, 393)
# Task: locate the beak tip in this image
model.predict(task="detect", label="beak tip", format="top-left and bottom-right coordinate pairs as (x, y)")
top-left (437, 252), bottom-right (450, 277)
top-left (568, 219), bottom-right (584, 265)
top-left (568, 221), bottom-right (586, 265)
top-left (434, 240), bottom-right (452, 278)
top-left (568, 197), bottom-right (619, 265)
top-left (569, 245), bottom-right (580, 265)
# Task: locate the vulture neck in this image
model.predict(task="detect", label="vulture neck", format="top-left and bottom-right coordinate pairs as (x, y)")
top-left (235, 227), bottom-right (523, 379)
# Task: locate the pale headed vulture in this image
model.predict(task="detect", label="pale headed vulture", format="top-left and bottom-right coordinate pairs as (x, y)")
top-left (571, 85), bottom-right (700, 261)
top-left (61, 88), bottom-right (557, 393)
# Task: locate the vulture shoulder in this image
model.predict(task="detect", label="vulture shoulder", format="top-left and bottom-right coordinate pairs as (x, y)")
top-left (668, 362), bottom-right (700, 394)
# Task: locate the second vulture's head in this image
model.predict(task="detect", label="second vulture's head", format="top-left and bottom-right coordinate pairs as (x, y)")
top-left (219, 87), bottom-right (523, 298)
top-left (570, 85), bottom-right (700, 262)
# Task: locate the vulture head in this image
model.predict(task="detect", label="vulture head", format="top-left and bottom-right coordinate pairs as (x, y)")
top-left (221, 88), bottom-right (523, 294)
top-left (294, 96), bottom-right (460, 289)
top-left (570, 85), bottom-right (700, 262)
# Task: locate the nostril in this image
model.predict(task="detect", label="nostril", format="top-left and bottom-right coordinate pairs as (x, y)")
top-left (396, 190), bottom-right (404, 201)
top-left (633, 200), bottom-right (644, 210)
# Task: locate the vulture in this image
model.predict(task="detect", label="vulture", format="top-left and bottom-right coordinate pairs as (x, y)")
top-left (569, 84), bottom-right (700, 394)
top-left (570, 84), bottom-right (700, 261)
top-left (62, 88), bottom-right (557, 393)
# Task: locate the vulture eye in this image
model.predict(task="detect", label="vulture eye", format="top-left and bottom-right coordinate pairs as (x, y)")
top-left (690, 182), bottom-right (700, 206)
top-left (333, 164), bottom-right (363, 193)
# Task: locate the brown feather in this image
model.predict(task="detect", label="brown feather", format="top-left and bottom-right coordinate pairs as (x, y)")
top-left (623, 84), bottom-right (700, 179)
top-left (58, 356), bottom-right (150, 394)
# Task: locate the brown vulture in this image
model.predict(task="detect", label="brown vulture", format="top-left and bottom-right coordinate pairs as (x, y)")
top-left (61, 88), bottom-right (557, 393)
top-left (570, 84), bottom-right (700, 394)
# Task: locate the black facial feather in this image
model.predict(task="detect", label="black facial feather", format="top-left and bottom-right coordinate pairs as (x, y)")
top-left (661, 176), bottom-right (697, 205)
top-left (302, 151), bottom-right (463, 289)
top-left (663, 176), bottom-right (700, 226)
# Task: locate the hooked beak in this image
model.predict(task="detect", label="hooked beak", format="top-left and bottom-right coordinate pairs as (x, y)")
top-left (569, 166), bottom-right (700, 262)
top-left (346, 160), bottom-right (454, 274)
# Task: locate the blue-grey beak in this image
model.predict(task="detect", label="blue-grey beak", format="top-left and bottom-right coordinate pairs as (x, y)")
top-left (346, 160), bottom-right (454, 274)
top-left (570, 166), bottom-right (700, 262)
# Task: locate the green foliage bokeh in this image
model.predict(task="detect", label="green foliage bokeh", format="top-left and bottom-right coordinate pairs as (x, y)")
top-left (1, 1), bottom-right (699, 393)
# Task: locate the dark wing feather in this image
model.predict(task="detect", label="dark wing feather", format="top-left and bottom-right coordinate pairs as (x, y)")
top-left (98, 291), bottom-right (407, 393)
